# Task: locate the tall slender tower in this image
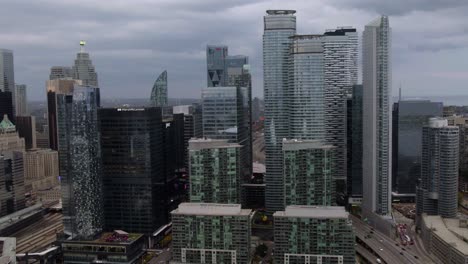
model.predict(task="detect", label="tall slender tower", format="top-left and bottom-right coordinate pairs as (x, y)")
top-left (14, 84), bottom-right (28, 116)
top-left (0, 49), bottom-right (15, 121)
top-left (56, 83), bottom-right (103, 239)
top-left (72, 41), bottom-right (98, 87)
top-left (362, 16), bottom-right (392, 216)
top-left (263, 10), bottom-right (296, 212)
top-left (150, 70), bottom-right (168, 107)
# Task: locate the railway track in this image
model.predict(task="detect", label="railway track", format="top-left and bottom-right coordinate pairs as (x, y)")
top-left (14, 213), bottom-right (63, 253)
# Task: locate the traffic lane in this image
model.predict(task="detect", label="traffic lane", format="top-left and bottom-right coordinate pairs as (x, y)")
top-left (352, 217), bottom-right (424, 264)
top-left (355, 244), bottom-right (379, 264)
top-left (355, 228), bottom-right (404, 264)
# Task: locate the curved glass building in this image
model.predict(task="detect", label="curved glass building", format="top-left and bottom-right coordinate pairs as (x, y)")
top-left (150, 70), bottom-right (168, 107)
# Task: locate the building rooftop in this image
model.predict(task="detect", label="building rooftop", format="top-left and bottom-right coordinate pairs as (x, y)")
top-left (422, 215), bottom-right (468, 255)
top-left (0, 115), bottom-right (15, 133)
top-left (266, 10), bottom-right (296, 15)
top-left (282, 139), bottom-right (335, 151)
top-left (188, 138), bottom-right (241, 150)
top-left (274, 205), bottom-right (349, 219)
top-left (172, 203), bottom-right (252, 216)
top-left (0, 238), bottom-right (16, 264)
top-left (93, 231), bottom-right (143, 244)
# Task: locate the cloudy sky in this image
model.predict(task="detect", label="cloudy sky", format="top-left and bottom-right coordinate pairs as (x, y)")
top-left (2, 0), bottom-right (468, 101)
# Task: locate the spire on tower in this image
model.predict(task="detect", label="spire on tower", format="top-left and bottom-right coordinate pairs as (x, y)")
top-left (79, 40), bottom-right (86, 53)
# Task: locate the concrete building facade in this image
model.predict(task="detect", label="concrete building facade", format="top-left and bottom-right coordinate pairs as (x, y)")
top-left (417, 118), bottom-right (459, 219)
top-left (171, 203), bottom-right (252, 264)
top-left (274, 206), bottom-right (355, 264)
top-left (362, 16), bottom-right (392, 216)
top-left (283, 139), bottom-right (336, 207)
top-left (188, 139), bottom-right (241, 204)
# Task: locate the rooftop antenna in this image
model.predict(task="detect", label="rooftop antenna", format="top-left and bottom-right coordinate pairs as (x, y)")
top-left (79, 40), bottom-right (86, 53)
top-left (399, 82), bottom-right (402, 102)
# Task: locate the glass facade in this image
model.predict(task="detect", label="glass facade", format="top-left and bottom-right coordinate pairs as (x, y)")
top-left (0, 49), bottom-right (15, 120)
top-left (263, 10), bottom-right (296, 212)
top-left (73, 50), bottom-right (98, 87)
top-left (59, 84), bottom-right (103, 239)
top-left (99, 107), bottom-right (168, 234)
top-left (69, 86), bottom-right (103, 239)
top-left (283, 140), bottom-right (336, 207)
top-left (417, 118), bottom-right (459, 219)
top-left (288, 36), bottom-right (325, 142)
top-left (393, 100), bottom-right (443, 194)
top-left (348, 85), bottom-right (363, 197)
top-left (207, 45), bottom-right (228, 87)
top-left (202, 87), bottom-right (250, 190)
top-left (150, 70), bottom-right (168, 107)
top-left (188, 139), bottom-right (241, 204)
top-left (362, 16), bottom-right (392, 215)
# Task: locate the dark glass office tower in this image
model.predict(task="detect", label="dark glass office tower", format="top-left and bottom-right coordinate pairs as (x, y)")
top-left (393, 100), bottom-right (443, 195)
top-left (347, 85), bottom-right (363, 199)
top-left (69, 86), bottom-right (103, 239)
top-left (47, 79), bottom-right (80, 151)
top-left (99, 107), bottom-right (168, 234)
top-left (0, 91), bottom-right (13, 124)
top-left (172, 104), bottom-right (203, 171)
top-left (15, 116), bottom-right (36, 150)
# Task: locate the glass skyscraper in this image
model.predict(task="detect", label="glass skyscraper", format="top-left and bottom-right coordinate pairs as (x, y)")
top-left (207, 45), bottom-right (228, 87)
top-left (49, 66), bottom-right (73, 80)
top-left (72, 42), bottom-right (98, 87)
top-left (14, 84), bottom-right (27, 116)
top-left (263, 10), bottom-right (296, 212)
top-left (57, 83), bottom-right (103, 239)
top-left (417, 118), bottom-right (459, 219)
top-left (150, 70), bottom-right (168, 107)
top-left (362, 16), bottom-right (392, 216)
top-left (348, 85), bottom-right (363, 199)
top-left (393, 100), bottom-right (443, 195)
top-left (201, 86), bottom-right (250, 192)
top-left (0, 49), bottom-right (15, 120)
top-left (99, 107), bottom-right (168, 234)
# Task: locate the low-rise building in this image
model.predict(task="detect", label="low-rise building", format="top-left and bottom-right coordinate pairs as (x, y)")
top-left (420, 214), bottom-right (468, 264)
top-left (60, 230), bottom-right (146, 264)
top-left (23, 149), bottom-right (59, 197)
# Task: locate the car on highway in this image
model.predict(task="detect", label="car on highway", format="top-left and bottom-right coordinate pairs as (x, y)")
top-left (376, 259), bottom-right (382, 264)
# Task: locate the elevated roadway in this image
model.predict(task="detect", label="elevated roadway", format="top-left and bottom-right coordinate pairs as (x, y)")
top-left (351, 215), bottom-right (432, 264)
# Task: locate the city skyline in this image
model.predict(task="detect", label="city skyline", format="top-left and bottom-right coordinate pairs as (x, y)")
top-left (1, 1), bottom-right (467, 101)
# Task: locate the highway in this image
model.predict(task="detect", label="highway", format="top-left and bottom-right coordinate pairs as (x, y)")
top-left (355, 244), bottom-right (378, 264)
top-left (351, 215), bottom-right (432, 264)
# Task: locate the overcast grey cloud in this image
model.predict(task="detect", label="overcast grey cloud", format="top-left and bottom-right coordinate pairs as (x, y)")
top-left (2, 0), bottom-right (468, 100)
